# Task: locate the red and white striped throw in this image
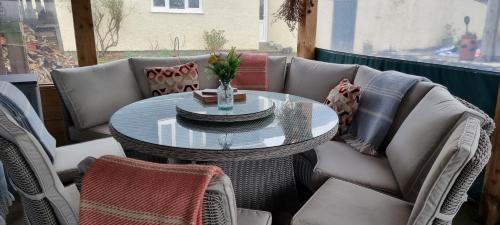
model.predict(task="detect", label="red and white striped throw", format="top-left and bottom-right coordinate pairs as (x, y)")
top-left (79, 155), bottom-right (223, 225)
top-left (232, 53), bottom-right (268, 91)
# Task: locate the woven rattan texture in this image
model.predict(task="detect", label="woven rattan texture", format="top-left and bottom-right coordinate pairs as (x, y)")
top-left (432, 97), bottom-right (494, 225)
top-left (0, 137), bottom-right (58, 225)
top-left (203, 156), bottom-right (296, 210)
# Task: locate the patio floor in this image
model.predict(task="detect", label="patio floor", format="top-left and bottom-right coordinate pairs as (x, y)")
top-left (5, 196), bottom-right (483, 225)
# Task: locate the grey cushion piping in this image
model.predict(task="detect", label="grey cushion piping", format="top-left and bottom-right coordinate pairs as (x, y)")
top-left (51, 72), bottom-right (85, 130)
top-left (412, 117), bottom-right (480, 225)
top-left (405, 112), bottom-right (482, 201)
top-left (312, 167), bottom-right (402, 197)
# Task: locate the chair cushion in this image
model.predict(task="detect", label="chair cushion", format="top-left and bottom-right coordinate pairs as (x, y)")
top-left (353, 65), bottom-right (381, 88)
top-left (285, 57), bottom-right (358, 102)
top-left (145, 62), bottom-right (200, 96)
top-left (386, 86), bottom-right (482, 202)
top-left (267, 56), bottom-right (287, 93)
top-left (130, 55), bottom-right (287, 98)
top-left (68, 124), bottom-right (111, 143)
top-left (292, 178), bottom-right (412, 225)
top-left (408, 116), bottom-right (481, 225)
top-left (54, 137), bottom-right (125, 180)
top-left (52, 59), bottom-right (142, 129)
top-left (312, 141), bottom-right (401, 195)
top-left (237, 208), bottom-right (272, 225)
top-left (381, 81), bottom-right (436, 149)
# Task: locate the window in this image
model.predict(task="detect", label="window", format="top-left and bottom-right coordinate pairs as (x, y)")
top-left (0, 0), bottom-right (76, 84)
top-left (316, 0), bottom-right (500, 72)
top-left (86, 0), bottom-right (296, 63)
top-left (152, 0), bottom-right (203, 14)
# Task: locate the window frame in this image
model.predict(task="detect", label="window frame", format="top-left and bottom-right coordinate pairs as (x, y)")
top-left (151, 0), bottom-right (203, 14)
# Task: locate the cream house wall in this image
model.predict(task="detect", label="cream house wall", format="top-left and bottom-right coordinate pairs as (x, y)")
top-left (267, 0), bottom-right (297, 50)
top-left (354, 0), bottom-right (487, 52)
top-left (55, 0), bottom-right (259, 51)
top-left (314, 0), bottom-right (486, 52)
top-left (316, 0), bottom-right (334, 49)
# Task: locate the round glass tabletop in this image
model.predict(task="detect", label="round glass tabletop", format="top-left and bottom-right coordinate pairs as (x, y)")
top-left (110, 91), bottom-right (339, 158)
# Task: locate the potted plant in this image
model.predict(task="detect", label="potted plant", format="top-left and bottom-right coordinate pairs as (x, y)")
top-left (207, 47), bottom-right (241, 110)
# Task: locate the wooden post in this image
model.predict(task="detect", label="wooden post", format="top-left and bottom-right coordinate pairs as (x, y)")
top-left (480, 0), bottom-right (500, 62)
top-left (482, 86), bottom-right (500, 225)
top-left (70, 0), bottom-right (97, 66)
top-left (297, 0), bottom-right (319, 59)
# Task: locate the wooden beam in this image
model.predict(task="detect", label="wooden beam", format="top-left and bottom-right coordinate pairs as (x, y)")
top-left (482, 86), bottom-right (500, 225)
top-left (70, 0), bottom-right (97, 66)
top-left (480, 0), bottom-right (500, 62)
top-left (40, 85), bottom-right (68, 146)
top-left (297, 0), bottom-right (319, 59)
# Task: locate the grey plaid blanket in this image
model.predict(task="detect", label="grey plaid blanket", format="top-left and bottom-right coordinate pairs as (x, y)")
top-left (343, 71), bottom-right (429, 156)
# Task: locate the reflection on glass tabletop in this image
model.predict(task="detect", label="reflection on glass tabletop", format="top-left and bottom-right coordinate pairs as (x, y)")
top-left (110, 91), bottom-right (339, 151)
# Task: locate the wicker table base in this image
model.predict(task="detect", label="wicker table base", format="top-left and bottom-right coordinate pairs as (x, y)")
top-left (125, 149), bottom-right (297, 211)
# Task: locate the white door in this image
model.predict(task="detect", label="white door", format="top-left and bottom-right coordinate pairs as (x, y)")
top-left (259, 0), bottom-right (268, 42)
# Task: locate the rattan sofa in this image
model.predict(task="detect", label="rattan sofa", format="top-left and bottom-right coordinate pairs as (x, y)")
top-left (51, 56), bottom-right (494, 225)
top-left (0, 81), bottom-right (272, 225)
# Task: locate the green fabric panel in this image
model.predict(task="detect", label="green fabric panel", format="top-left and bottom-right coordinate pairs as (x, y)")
top-left (315, 48), bottom-right (500, 200)
top-left (316, 49), bottom-right (500, 117)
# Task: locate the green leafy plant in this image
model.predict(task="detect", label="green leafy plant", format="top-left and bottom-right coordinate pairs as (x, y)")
top-left (203, 29), bottom-right (228, 52)
top-left (206, 47), bottom-right (241, 83)
top-left (92, 0), bottom-right (132, 57)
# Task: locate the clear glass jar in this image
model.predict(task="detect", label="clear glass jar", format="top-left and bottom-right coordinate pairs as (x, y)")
top-left (217, 80), bottom-right (234, 110)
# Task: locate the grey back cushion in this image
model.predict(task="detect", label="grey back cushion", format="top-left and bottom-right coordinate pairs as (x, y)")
top-left (353, 66), bottom-right (436, 149)
top-left (130, 55), bottom-right (288, 98)
top-left (52, 59), bottom-right (142, 129)
top-left (285, 57), bottom-right (358, 102)
top-left (386, 86), bottom-right (482, 202)
top-left (267, 56), bottom-right (287, 93)
top-left (407, 116), bottom-right (481, 225)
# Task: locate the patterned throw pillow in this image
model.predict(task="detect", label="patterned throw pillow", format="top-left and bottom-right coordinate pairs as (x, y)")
top-left (145, 62), bottom-right (200, 96)
top-left (324, 79), bottom-right (361, 135)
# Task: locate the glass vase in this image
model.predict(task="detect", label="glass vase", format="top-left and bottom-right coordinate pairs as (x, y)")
top-left (217, 80), bottom-right (234, 110)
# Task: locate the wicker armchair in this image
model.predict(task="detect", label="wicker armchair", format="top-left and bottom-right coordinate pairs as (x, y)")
top-left (0, 81), bottom-right (271, 225)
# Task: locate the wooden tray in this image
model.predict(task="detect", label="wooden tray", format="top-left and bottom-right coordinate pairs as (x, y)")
top-left (194, 90), bottom-right (246, 104)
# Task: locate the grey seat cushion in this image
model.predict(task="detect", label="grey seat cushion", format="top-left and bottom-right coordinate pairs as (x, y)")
top-left (130, 55), bottom-right (288, 98)
top-left (285, 57), bottom-right (358, 102)
top-left (237, 208), bottom-right (272, 225)
top-left (292, 178), bottom-right (412, 225)
top-left (54, 137), bottom-right (125, 183)
top-left (68, 124), bottom-right (111, 143)
top-left (408, 116), bottom-right (481, 225)
top-left (312, 141), bottom-right (401, 195)
top-left (52, 59), bottom-right (142, 129)
top-left (386, 86), bottom-right (483, 202)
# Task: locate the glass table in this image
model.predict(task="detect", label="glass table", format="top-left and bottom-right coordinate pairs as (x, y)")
top-left (110, 91), bottom-right (339, 210)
